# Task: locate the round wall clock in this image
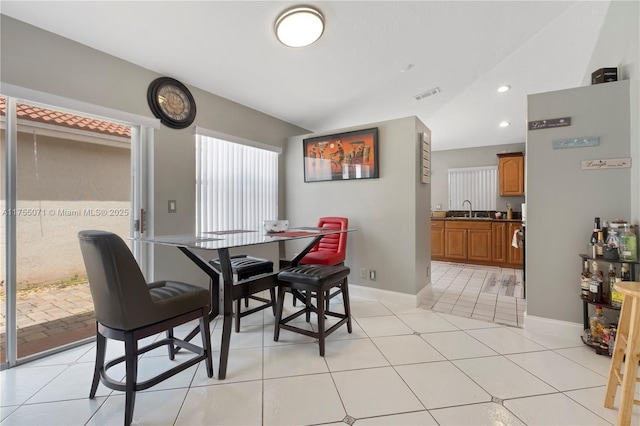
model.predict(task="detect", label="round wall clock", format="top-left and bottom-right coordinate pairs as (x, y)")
top-left (147, 77), bottom-right (196, 129)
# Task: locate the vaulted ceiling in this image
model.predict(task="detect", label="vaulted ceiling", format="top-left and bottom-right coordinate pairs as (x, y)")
top-left (1, 1), bottom-right (611, 150)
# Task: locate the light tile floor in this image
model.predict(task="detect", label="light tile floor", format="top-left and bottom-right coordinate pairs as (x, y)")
top-left (1, 291), bottom-right (639, 425)
top-left (422, 261), bottom-right (526, 327)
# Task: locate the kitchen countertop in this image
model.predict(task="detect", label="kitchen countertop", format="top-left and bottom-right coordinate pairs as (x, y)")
top-left (431, 217), bottom-right (522, 223)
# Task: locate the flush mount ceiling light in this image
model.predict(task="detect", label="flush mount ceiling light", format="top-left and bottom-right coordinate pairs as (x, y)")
top-left (499, 121), bottom-right (511, 128)
top-left (497, 85), bottom-right (511, 93)
top-left (275, 6), bottom-right (324, 47)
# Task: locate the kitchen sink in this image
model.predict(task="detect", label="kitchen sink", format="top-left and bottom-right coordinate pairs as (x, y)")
top-left (447, 216), bottom-right (493, 220)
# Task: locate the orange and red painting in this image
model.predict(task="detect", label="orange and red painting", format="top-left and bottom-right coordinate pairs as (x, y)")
top-left (303, 127), bottom-right (379, 182)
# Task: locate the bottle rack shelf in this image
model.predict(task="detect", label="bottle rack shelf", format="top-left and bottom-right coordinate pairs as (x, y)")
top-left (580, 334), bottom-right (612, 356)
top-left (579, 254), bottom-right (637, 356)
top-left (578, 253), bottom-right (639, 265)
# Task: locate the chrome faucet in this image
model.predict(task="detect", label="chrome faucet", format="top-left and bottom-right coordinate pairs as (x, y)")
top-left (462, 200), bottom-right (472, 218)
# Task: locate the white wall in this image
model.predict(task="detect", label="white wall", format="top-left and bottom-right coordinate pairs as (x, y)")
top-left (284, 117), bottom-right (431, 300)
top-left (0, 15), bottom-right (308, 287)
top-left (526, 80), bottom-right (632, 324)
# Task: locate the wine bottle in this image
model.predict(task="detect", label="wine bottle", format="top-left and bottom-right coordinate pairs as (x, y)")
top-left (619, 224), bottom-right (637, 261)
top-left (580, 260), bottom-right (591, 298)
top-left (621, 263), bottom-right (631, 281)
top-left (589, 305), bottom-right (608, 344)
top-left (589, 262), bottom-right (603, 303)
top-left (596, 231), bottom-right (605, 257)
top-left (606, 263), bottom-right (616, 304)
top-left (590, 217), bottom-right (601, 246)
top-left (610, 277), bottom-right (624, 308)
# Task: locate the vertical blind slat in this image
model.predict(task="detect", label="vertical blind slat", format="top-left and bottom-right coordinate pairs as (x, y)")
top-left (195, 135), bottom-right (278, 233)
top-left (448, 167), bottom-right (497, 211)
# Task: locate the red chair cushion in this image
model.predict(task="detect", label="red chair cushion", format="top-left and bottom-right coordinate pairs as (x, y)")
top-left (300, 217), bottom-right (348, 266)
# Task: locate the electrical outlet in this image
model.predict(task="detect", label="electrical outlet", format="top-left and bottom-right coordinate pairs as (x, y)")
top-left (369, 270), bottom-right (376, 281)
top-left (359, 268), bottom-right (368, 279)
top-left (436, 204), bottom-right (442, 210)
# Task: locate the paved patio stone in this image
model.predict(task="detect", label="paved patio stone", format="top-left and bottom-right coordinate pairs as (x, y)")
top-left (1, 282), bottom-right (95, 356)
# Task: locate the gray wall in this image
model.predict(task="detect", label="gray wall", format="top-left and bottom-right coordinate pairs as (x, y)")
top-left (526, 80), bottom-right (632, 323)
top-left (285, 117), bottom-right (431, 297)
top-left (431, 143), bottom-right (526, 213)
top-left (523, 0), bottom-right (640, 325)
top-left (0, 15), bottom-right (308, 286)
top-left (580, 0), bottom-right (639, 227)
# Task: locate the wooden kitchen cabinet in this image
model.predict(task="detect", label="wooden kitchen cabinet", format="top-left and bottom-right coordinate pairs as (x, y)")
top-left (431, 218), bottom-right (523, 269)
top-left (445, 228), bottom-right (467, 260)
top-left (468, 228), bottom-right (492, 262)
top-left (443, 220), bottom-right (492, 262)
top-left (507, 221), bottom-right (523, 266)
top-left (491, 222), bottom-right (507, 263)
top-left (431, 220), bottom-right (445, 258)
top-left (498, 152), bottom-right (525, 196)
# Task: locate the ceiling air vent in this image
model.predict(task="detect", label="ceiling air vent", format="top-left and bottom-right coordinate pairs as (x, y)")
top-left (414, 87), bottom-right (441, 101)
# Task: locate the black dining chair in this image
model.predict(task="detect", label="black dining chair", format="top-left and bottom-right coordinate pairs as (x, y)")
top-left (209, 254), bottom-right (275, 332)
top-left (78, 230), bottom-right (213, 426)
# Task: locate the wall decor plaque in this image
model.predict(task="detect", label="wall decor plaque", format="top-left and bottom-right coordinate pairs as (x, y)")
top-left (581, 158), bottom-right (631, 170)
top-left (552, 137), bottom-right (599, 149)
top-left (528, 117), bottom-right (571, 130)
top-left (421, 131), bottom-right (431, 184)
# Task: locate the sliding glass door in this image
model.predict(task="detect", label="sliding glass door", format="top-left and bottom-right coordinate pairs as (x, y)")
top-left (1, 94), bottom-right (152, 366)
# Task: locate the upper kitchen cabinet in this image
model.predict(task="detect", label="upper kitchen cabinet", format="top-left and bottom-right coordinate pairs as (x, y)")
top-left (497, 152), bottom-right (525, 196)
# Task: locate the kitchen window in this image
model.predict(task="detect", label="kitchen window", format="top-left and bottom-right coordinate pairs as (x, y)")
top-left (448, 166), bottom-right (497, 211)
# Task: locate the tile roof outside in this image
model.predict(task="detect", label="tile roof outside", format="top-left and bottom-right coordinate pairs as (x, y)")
top-left (0, 97), bottom-right (131, 138)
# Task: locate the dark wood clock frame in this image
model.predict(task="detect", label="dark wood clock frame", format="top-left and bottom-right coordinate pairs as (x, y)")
top-left (147, 77), bottom-right (197, 129)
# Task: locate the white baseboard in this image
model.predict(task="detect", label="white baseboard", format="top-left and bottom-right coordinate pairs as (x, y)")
top-left (348, 283), bottom-right (425, 307)
top-left (524, 314), bottom-right (583, 335)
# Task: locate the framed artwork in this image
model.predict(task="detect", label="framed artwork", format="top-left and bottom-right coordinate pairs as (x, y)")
top-left (303, 127), bottom-right (379, 182)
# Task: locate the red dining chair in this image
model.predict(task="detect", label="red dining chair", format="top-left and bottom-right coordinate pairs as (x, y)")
top-left (294, 217), bottom-right (349, 311)
top-left (300, 217), bottom-right (349, 266)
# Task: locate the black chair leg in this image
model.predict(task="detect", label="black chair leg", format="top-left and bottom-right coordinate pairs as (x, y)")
top-left (124, 333), bottom-right (138, 426)
top-left (199, 313), bottom-right (214, 378)
top-left (341, 277), bottom-right (352, 333)
top-left (274, 287), bottom-right (286, 341)
top-left (305, 291), bottom-right (312, 322)
top-left (235, 298), bottom-right (242, 333)
top-left (166, 329), bottom-right (175, 360)
top-left (245, 297), bottom-right (249, 308)
top-left (317, 290), bottom-right (326, 356)
top-left (90, 329), bottom-right (105, 399)
top-left (270, 288), bottom-right (277, 315)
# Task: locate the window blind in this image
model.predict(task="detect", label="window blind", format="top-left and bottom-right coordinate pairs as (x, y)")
top-left (196, 134), bottom-right (278, 233)
top-left (448, 166), bottom-right (497, 211)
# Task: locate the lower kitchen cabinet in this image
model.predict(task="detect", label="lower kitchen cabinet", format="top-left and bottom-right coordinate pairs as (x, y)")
top-left (507, 221), bottom-right (523, 266)
top-left (468, 228), bottom-right (492, 262)
top-left (445, 228), bottom-right (467, 260)
top-left (492, 222), bottom-right (507, 263)
top-left (431, 219), bottom-right (522, 269)
top-left (431, 220), bottom-right (445, 257)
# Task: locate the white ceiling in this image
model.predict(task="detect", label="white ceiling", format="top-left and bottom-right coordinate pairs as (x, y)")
top-left (1, 1), bottom-right (611, 151)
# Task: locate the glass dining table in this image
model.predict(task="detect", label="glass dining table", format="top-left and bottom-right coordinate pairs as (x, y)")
top-left (136, 227), bottom-right (354, 379)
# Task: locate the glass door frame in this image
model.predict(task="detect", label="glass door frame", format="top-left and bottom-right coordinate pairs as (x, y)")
top-left (1, 86), bottom-right (157, 368)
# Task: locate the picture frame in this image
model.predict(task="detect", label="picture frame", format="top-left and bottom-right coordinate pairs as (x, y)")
top-left (303, 127), bottom-right (379, 182)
